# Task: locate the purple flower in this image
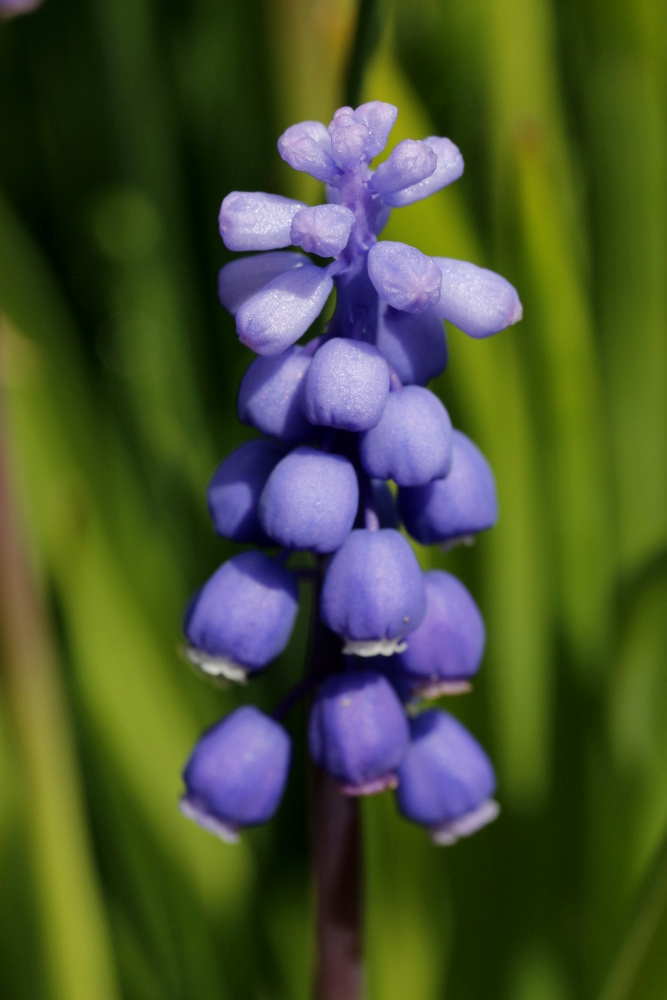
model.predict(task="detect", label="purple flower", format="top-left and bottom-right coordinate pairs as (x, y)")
top-left (181, 707), bottom-right (291, 841)
top-left (398, 430), bottom-right (499, 547)
top-left (320, 529), bottom-right (426, 656)
top-left (179, 100), bottom-right (521, 847)
top-left (183, 551), bottom-right (299, 682)
top-left (217, 99), bottom-right (521, 354)
top-left (396, 710), bottom-right (499, 844)
top-left (308, 671), bottom-right (409, 794)
top-left (391, 571), bottom-right (486, 698)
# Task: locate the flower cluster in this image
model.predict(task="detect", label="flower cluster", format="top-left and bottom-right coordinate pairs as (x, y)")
top-left (179, 101), bottom-right (520, 845)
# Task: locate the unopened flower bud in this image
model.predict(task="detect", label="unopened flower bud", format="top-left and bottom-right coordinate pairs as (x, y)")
top-left (181, 707), bottom-right (291, 842)
top-left (396, 710), bottom-right (499, 844)
top-left (308, 671), bottom-right (409, 794)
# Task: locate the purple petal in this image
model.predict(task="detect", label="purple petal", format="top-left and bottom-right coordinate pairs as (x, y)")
top-left (354, 101), bottom-right (398, 159)
top-left (236, 264), bottom-right (333, 355)
top-left (219, 192), bottom-right (307, 252)
top-left (278, 121), bottom-right (340, 182)
top-left (290, 204), bottom-right (355, 257)
top-left (217, 252), bottom-right (306, 315)
top-left (369, 139), bottom-right (437, 197)
top-left (432, 257), bottom-right (523, 337)
top-left (367, 241), bottom-right (442, 314)
top-left (328, 106), bottom-right (369, 170)
top-left (375, 305), bottom-right (448, 385)
top-left (383, 137), bottom-right (464, 207)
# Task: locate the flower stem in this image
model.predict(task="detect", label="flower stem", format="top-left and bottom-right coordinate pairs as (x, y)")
top-left (309, 570), bottom-right (364, 1000)
top-left (311, 767), bottom-right (364, 1000)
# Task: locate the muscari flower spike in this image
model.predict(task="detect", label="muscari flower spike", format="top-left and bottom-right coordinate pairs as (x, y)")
top-left (180, 100), bottom-right (520, 844)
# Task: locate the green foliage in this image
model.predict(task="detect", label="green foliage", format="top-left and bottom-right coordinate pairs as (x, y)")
top-left (1, 0), bottom-right (666, 997)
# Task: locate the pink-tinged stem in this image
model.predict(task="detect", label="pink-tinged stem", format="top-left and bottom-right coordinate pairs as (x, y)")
top-left (309, 581), bottom-right (364, 1000)
top-left (311, 766), bottom-right (363, 1000)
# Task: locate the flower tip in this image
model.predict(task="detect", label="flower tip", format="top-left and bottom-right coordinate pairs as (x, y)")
top-left (181, 643), bottom-right (250, 684)
top-left (340, 773), bottom-right (399, 796)
top-left (342, 636), bottom-right (408, 657)
top-left (179, 795), bottom-right (241, 844)
top-left (429, 798), bottom-right (500, 846)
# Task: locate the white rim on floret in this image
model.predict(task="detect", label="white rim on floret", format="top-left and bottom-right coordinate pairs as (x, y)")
top-left (439, 534), bottom-right (476, 554)
top-left (179, 795), bottom-right (240, 844)
top-left (418, 678), bottom-right (473, 699)
top-left (342, 636), bottom-right (408, 657)
top-left (182, 644), bottom-right (249, 684)
top-left (429, 798), bottom-right (500, 846)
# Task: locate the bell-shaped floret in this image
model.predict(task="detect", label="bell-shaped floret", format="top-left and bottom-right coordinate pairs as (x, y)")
top-left (396, 710), bottom-right (499, 845)
top-left (183, 551), bottom-right (299, 682)
top-left (383, 137), bottom-right (464, 207)
top-left (367, 242), bottom-right (442, 314)
top-left (219, 192), bottom-right (307, 252)
top-left (181, 707), bottom-right (291, 842)
top-left (237, 347), bottom-right (311, 443)
top-left (375, 305), bottom-right (448, 385)
top-left (308, 671), bottom-right (409, 794)
top-left (432, 257), bottom-right (523, 338)
top-left (359, 385), bottom-right (453, 487)
top-left (369, 139), bottom-right (437, 197)
top-left (218, 252), bottom-right (306, 316)
top-left (320, 528), bottom-right (426, 656)
top-left (259, 446), bottom-right (359, 554)
top-left (277, 120), bottom-right (340, 182)
top-left (304, 338), bottom-right (390, 432)
top-left (328, 106), bottom-right (369, 170)
top-left (398, 430), bottom-right (498, 545)
top-left (354, 101), bottom-right (398, 159)
top-left (207, 439), bottom-right (285, 543)
top-left (393, 571), bottom-right (485, 698)
top-left (290, 204), bottom-right (355, 258)
top-left (236, 263), bottom-right (333, 356)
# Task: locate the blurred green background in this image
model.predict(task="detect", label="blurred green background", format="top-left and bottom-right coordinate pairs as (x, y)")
top-left (1, 0), bottom-right (666, 998)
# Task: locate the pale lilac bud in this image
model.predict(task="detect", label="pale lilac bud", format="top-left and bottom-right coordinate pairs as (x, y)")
top-left (278, 121), bottom-right (340, 182)
top-left (375, 305), bottom-right (448, 385)
top-left (290, 204), bottom-right (355, 258)
top-left (219, 192), bottom-right (307, 252)
top-left (258, 446), bottom-right (359, 554)
top-left (432, 257), bottom-right (523, 337)
top-left (308, 672), bottom-right (409, 794)
top-left (383, 137), bottom-right (464, 207)
top-left (236, 264), bottom-right (333, 355)
top-left (328, 106), bottom-right (369, 170)
top-left (181, 707), bottom-right (291, 842)
top-left (396, 710), bottom-right (499, 845)
top-left (359, 385), bottom-right (453, 487)
top-left (304, 338), bottom-right (390, 432)
top-left (320, 529), bottom-right (426, 657)
top-left (354, 101), bottom-right (398, 159)
top-left (237, 347), bottom-right (311, 443)
top-left (398, 430), bottom-right (498, 546)
top-left (207, 439), bottom-right (285, 543)
top-left (183, 551), bottom-right (299, 682)
top-left (369, 139), bottom-right (437, 197)
top-left (217, 252), bottom-right (306, 315)
top-left (367, 242), bottom-right (442, 314)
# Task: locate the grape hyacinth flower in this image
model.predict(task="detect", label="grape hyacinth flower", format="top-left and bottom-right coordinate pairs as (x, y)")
top-left (180, 101), bottom-right (521, 859)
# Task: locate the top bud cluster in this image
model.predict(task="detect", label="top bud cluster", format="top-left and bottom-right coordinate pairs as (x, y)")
top-left (179, 102), bottom-right (522, 846)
